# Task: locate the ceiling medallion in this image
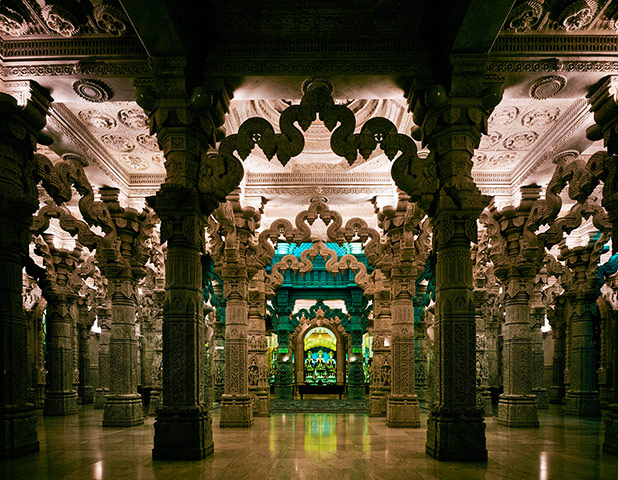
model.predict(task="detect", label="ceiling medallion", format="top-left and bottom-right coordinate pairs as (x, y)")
top-left (73, 79), bottom-right (113, 103)
top-left (101, 134), bottom-right (134, 152)
top-left (78, 110), bottom-right (117, 129)
top-left (529, 75), bottom-right (567, 100)
top-left (503, 131), bottom-right (539, 150)
top-left (488, 106), bottom-right (519, 127)
top-left (118, 108), bottom-right (148, 129)
top-left (120, 155), bottom-right (149, 170)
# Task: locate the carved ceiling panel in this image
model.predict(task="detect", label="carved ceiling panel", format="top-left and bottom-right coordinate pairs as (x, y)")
top-left (63, 101), bottom-right (164, 174)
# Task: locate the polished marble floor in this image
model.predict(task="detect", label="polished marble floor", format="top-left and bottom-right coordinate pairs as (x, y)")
top-left (2, 404), bottom-right (618, 479)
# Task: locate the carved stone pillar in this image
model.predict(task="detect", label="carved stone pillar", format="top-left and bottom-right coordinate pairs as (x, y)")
top-left (386, 272), bottom-right (420, 427)
top-left (548, 298), bottom-right (566, 404)
top-left (474, 285), bottom-right (492, 416)
top-left (149, 186), bottom-right (213, 458)
top-left (414, 283), bottom-right (429, 407)
top-left (0, 86), bottom-right (51, 457)
top-left (147, 287), bottom-right (164, 416)
top-left (76, 298), bottom-right (94, 404)
top-left (35, 236), bottom-right (81, 417)
top-left (409, 57), bottom-right (502, 460)
top-left (99, 188), bottom-right (153, 428)
top-left (560, 241), bottom-right (602, 417)
top-left (530, 306), bottom-right (549, 409)
top-left (219, 278), bottom-right (252, 427)
top-left (498, 279), bottom-right (539, 427)
top-left (248, 274), bottom-right (270, 417)
top-left (273, 293), bottom-right (294, 400)
top-left (369, 270), bottom-right (392, 417)
top-left (482, 187), bottom-right (543, 428)
top-left (94, 299), bottom-right (111, 409)
top-left (346, 290), bottom-right (367, 401)
top-left (213, 309), bottom-right (225, 404)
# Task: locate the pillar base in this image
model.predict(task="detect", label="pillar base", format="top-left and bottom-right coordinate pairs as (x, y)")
top-left (255, 392), bottom-right (270, 417)
top-left (78, 386), bottom-right (94, 405)
top-left (153, 406), bottom-right (214, 460)
top-left (103, 394), bottom-right (144, 427)
top-left (565, 390), bottom-right (601, 417)
top-left (93, 389), bottom-right (108, 409)
top-left (369, 391), bottom-right (387, 417)
top-left (426, 408), bottom-right (487, 461)
top-left (220, 394), bottom-right (253, 427)
top-left (386, 394), bottom-right (420, 428)
top-left (44, 391), bottom-right (78, 416)
top-left (0, 407), bottom-right (39, 459)
top-left (497, 394), bottom-right (539, 427)
top-left (348, 384), bottom-right (365, 400)
top-left (477, 389), bottom-right (493, 417)
top-left (533, 388), bottom-right (549, 409)
top-left (603, 404), bottom-right (618, 456)
top-left (148, 389), bottom-right (161, 417)
top-left (549, 386), bottom-right (565, 405)
top-left (275, 385), bottom-right (293, 400)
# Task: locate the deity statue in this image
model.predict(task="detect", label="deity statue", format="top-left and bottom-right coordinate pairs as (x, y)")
top-left (304, 355), bottom-right (315, 382)
top-left (326, 355), bottom-right (336, 377)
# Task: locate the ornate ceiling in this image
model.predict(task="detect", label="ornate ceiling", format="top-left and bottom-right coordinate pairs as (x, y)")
top-left (1, 0), bottom-right (618, 227)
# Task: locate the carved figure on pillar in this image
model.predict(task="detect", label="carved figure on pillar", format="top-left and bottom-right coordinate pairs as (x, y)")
top-left (248, 271), bottom-right (271, 417)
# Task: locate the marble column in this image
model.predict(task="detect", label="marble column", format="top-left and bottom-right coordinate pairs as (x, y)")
top-left (36, 238), bottom-right (81, 417)
top-left (248, 274), bottom-right (270, 417)
top-left (220, 278), bottom-right (253, 427)
top-left (76, 298), bottom-right (94, 404)
top-left (410, 58), bottom-right (501, 460)
top-left (273, 293), bottom-right (294, 400)
top-left (414, 284), bottom-right (429, 407)
top-left (94, 300), bottom-right (111, 409)
top-left (560, 242), bottom-right (602, 417)
top-left (213, 313), bottom-right (226, 404)
top-left (100, 187), bottom-right (152, 428)
top-left (369, 270), bottom-right (392, 417)
top-left (346, 292), bottom-right (367, 401)
top-left (147, 287), bottom-right (164, 417)
top-left (0, 86), bottom-right (51, 457)
top-left (386, 274), bottom-right (420, 427)
top-left (548, 299), bottom-right (566, 404)
top-left (497, 281), bottom-right (539, 427)
top-left (150, 187), bottom-right (213, 458)
top-left (531, 306), bottom-right (549, 409)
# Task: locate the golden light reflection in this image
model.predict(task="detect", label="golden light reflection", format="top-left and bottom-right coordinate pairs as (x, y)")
top-left (93, 460), bottom-right (103, 480)
top-left (304, 414), bottom-right (337, 453)
top-left (540, 451), bottom-right (548, 480)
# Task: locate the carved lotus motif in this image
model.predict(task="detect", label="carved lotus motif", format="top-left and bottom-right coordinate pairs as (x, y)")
top-left (507, 1), bottom-right (543, 33)
top-left (487, 153), bottom-right (518, 168)
top-left (118, 108), bottom-right (149, 129)
top-left (479, 131), bottom-right (502, 150)
top-left (472, 153), bottom-right (487, 167)
top-left (101, 134), bottom-right (135, 152)
top-left (136, 133), bottom-right (160, 152)
top-left (78, 110), bottom-right (117, 130)
top-left (521, 107), bottom-right (560, 127)
top-left (120, 155), bottom-right (149, 170)
top-left (488, 106), bottom-right (519, 127)
top-left (503, 131), bottom-right (539, 150)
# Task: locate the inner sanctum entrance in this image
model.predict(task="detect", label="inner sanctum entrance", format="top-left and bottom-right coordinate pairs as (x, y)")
top-left (303, 327), bottom-right (338, 386)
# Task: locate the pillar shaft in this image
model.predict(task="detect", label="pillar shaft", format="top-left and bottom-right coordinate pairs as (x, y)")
top-left (94, 307), bottom-right (111, 408)
top-left (275, 325), bottom-right (293, 400)
top-left (103, 276), bottom-right (143, 426)
top-left (151, 193), bottom-right (213, 459)
top-left (248, 277), bottom-right (270, 417)
top-left (369, 289), bottom-right (392, 417)
top-left (220, 292), bottom-right (253, 427)
top-left (387, 293), bottom-right (420, 427)
top-left (497, 288), bottom-right (539, 427)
